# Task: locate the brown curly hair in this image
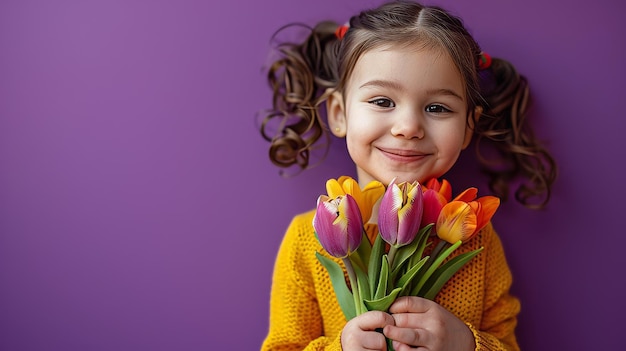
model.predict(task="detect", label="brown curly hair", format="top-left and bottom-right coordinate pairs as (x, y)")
top-left (260, 0), bottom-right (557, 209)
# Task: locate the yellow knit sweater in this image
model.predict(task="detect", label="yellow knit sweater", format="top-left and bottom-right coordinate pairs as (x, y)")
top-left (261, 210), bottom-right (520, 351)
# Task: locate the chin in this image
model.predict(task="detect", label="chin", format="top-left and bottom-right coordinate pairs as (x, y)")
top-left (384, 175), bottom-right (421, 185)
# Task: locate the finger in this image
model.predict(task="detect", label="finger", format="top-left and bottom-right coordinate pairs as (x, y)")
top-left (390, 310), bottom-right (428, 328)
top-left (361, 332), bottom-right (389, 350)
top-left (383, 325), bottom-right (426, 348)
top-left (342, 330), bottom-right (387, 351)
top-left (388, 296), bottom-right (432, 314)
top-left (343, 313), bottom-right (394, 350)
top-left (392, 340), bottom-right (430, 351)
top-left (355, 311), bottom-right (395, 331)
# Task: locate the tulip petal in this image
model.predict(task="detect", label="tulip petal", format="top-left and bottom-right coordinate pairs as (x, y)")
top-left (424, 178), bottom-right (452, 201)
top-left (378, 182), bottom-right (400, 244)
top-left (340, 195), bottom-right (364, 253)
top-left (421, 189), bottom-right (446, 227)
top-left (475, 196), bottom-right (500, 231)
top-left (326, 178), bottom-right (344, 198)
top-left (360, 181), bottom-right (385, 223)
top-left (436, 201), bottom-right (477, 243)
top-left (439, 179), bottom-right (452, 201)
top-left (453, 187), bottom-right (478, 202)
top-left (340, 177), bottom-right (360, 197)
top-left (396, 183), bottom-right (423, 245)
top-left (378, 180), bottom-right (423, 247)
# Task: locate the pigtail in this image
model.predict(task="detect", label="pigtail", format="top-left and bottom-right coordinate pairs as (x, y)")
top-left (260, 21), bottom-right (342, 171)
top-left (475, 58), bottom-right (557, 209)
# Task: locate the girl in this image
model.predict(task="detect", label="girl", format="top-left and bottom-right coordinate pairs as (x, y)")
top-left (259, 1), bottom-right (557, 350)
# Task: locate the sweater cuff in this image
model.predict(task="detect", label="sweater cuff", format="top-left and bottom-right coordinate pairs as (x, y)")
top-left (465, 322), bottom-right (505, 351)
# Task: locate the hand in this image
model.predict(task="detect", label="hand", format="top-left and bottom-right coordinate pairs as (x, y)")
top-left (341, 310), bottom-right (395, 350)
top-left (382, 296), bottom-right (475, 351)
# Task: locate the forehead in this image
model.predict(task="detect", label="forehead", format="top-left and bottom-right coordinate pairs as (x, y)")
top-left (346, 44), bottom-right (465, 97)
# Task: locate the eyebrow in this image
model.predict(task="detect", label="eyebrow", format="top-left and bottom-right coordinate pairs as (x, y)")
top-left (359, 80), bottom-right (464, 101)
top-left (425, 88), bottom-right (464, 101)
top-left (359, 79), bottom-right (403, 91)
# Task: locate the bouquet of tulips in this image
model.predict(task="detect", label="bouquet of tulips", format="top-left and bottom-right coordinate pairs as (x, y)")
top-left (312, 176), bottom-right (500, 321)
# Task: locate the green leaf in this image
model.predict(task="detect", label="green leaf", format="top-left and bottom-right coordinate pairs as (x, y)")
top-left (399, 226), bottom-right (434, 288)
top-left (390, 233), bottom-right (420, 276)
top-left (410, 240), bottom-right (461, 296)
top-left (316, 252), bottom-right (356, 320)
top-left (368, 233), bottom-right (386, 297)
top-left (374, 255), bottom-right (390, 300)
top-left (421, 247), bottom-right (484, 300)
top-left (397, 256), bottom-right (428, 296)
top-left (364, 287), bottom-right (402, 312)
top-left (407, 224), bottom-right (433, 269)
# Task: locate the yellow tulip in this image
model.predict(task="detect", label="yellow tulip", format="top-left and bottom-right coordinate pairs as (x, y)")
top-left (326, 176), bottom-right (385, 224)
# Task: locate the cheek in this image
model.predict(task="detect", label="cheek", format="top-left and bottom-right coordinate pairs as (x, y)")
top-left (437, 127), bottom-right (468, 153)
top-left (345, 114), bottom-right (376, 140)
top-left (344, 133), bottom-right (363, 156)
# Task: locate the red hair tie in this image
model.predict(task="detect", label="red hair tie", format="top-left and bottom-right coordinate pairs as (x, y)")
top-left (335, 24), bottom-right (349, 40)
top-left (478, 52), bottom-right (492, 70)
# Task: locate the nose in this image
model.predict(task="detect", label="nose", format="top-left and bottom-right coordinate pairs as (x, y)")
top-left (390, 109), bottom-right (425, 139)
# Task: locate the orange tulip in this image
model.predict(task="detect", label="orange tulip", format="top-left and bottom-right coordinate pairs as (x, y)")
top-left (471, 196), bottom-right (500, 232)
top-left (452, 187), bottom-right (478, 202)
top-left (436, 201), bottom-right (478, 244)
top-left (436, 195), bottom-right (500, 244)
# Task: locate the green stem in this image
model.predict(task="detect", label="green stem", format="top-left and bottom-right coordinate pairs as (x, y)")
top-left (342, 257), bottom-right (362, 316)
top-left (387, 245), bottom-right (398, 269)
top-left (429, 240), bottom-right (447, 261)
top-left (417, 240), bottom-right (447, 278)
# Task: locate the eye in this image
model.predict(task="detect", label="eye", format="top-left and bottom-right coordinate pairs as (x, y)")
top-left (425, 104), bottom-right (452, 113)
top-left (369, 98), bottom-right (395, 108)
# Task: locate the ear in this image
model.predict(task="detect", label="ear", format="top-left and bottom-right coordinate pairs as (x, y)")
top-left (326, 90), bottom-right (347, 138)
top-left (462, 106), bottom-right (483, 149)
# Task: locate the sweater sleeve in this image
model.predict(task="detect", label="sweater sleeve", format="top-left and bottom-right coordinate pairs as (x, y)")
top-left (261, 214), bottom-right (344, 351)
top-left (467, 225), bottom-right (521, 351)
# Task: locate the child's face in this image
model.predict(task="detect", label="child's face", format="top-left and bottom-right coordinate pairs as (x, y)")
top-left (328, 45), bottom-right (474, 187)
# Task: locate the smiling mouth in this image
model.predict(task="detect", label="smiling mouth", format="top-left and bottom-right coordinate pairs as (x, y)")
top-left (378, 147), bottom-right (429, 161)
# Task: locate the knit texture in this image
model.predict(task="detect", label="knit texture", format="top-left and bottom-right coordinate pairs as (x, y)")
top-left (261, 210), bottom-right (520, 351)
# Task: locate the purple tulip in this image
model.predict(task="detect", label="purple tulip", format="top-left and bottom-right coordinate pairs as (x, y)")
top-left (378, 179), bottom-right (424, 247)
top-left (313, 194), bottom-right (363, 258)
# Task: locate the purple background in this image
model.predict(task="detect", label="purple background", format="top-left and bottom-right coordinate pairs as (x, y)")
top-left (0, 0), bottom-right (624, 350)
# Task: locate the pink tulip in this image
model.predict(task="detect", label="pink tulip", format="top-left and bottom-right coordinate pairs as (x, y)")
top-left (313, 194), bottom-right (363, 258)
top-left (424, 178), bottom-right (452, 201)
top-left (378, 179), bottom-right (423, 247)
top-left (421, 189), bottom-right (447, 227)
